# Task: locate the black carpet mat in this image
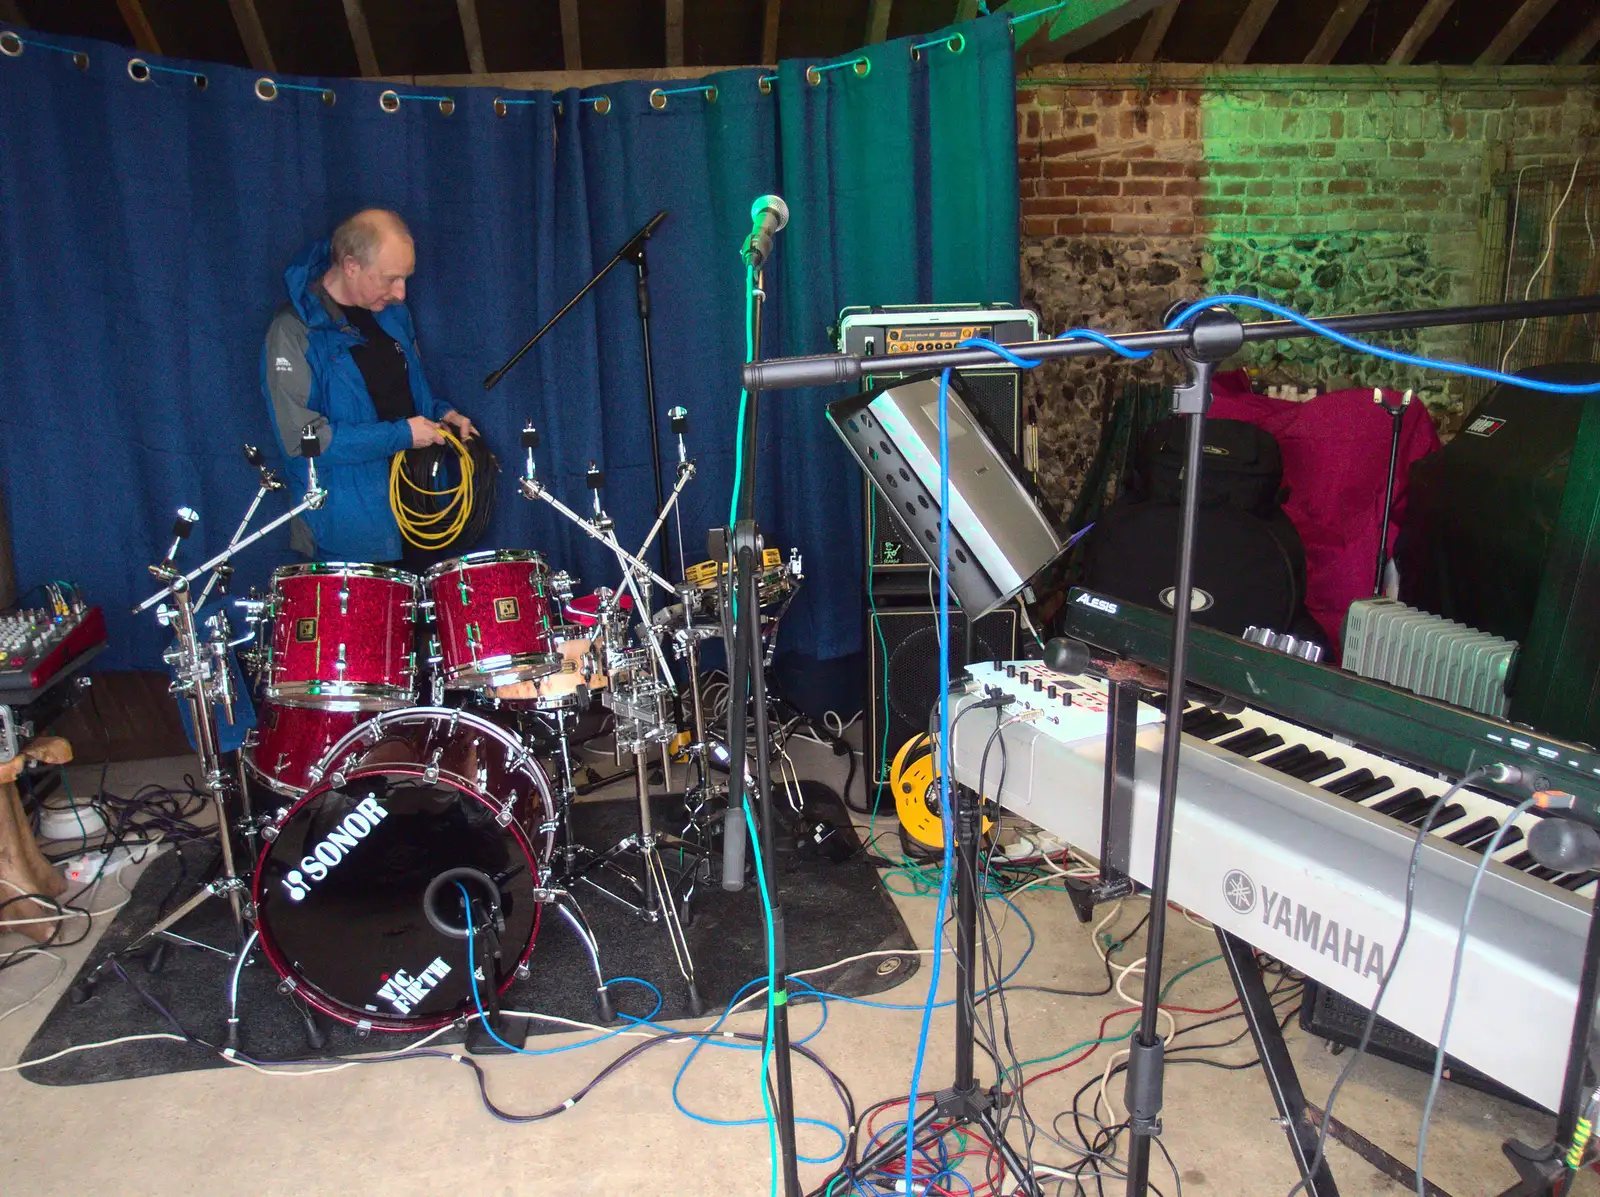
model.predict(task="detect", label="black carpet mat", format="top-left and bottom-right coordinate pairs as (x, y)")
top-left (18, 781), bottom-right (918, 1085)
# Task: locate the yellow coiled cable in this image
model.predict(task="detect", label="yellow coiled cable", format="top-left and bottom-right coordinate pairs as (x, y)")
top-left (389, 425), bottom-right (474, 548)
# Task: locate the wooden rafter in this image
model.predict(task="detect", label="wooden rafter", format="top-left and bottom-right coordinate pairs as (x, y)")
top-left (955, 0), bottom-right (984, 19)
top-left (227, 0), bottom-right (275, 71)
top-left (1477, 0), bottom-right (1560, 66)
top-left (559, 0), bottom-right (582, 71)
top-left (1556, 8), bottom-right (1600, 65)
top-left (340, 0), bottom-right (380, 76)
top-left (457, 0), bottom-right (486, 73)
top-left (1219, 0), bottom-right (1278, 64)
top-left (1304, 0), bottom-right (1369, 65)
top-left (1132, 1), bottom-right (1178, 62)
top-left (1388, 0), bottom-right (1453, 65)
top-left (665, 0), bottom-right (684, 66)
top-left (866, 0), bottom-right (893, 45)
top-left (1015, 0), bottom-right (1171, 68)
top-left (762, 0), bottom-right (780, 63)
top-left (115, 0), bottom-right (161, 54)
top-left (0, 0), bottom-right (27, 28)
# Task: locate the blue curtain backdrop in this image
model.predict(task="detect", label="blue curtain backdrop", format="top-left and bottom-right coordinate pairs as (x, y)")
top-left (0, 18), bottom-right (1019, 673)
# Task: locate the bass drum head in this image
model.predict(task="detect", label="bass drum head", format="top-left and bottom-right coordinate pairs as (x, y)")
top-left (252, 767), bottom-right (542, 1031)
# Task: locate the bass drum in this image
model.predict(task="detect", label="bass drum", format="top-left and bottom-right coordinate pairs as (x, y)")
top-left (252, 708), bottom-right (556, 1031)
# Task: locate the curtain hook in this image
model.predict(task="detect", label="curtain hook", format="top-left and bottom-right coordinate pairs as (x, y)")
top-left (591, 95), bottom-right (611, 114)
top-left (127, 57), bottom-right (150, 83)
top-left (379, 89), bottom-right (401, 113)
top-left (438, 97), bottom-right (454, 116)
top-left (321, 87), bottom-right (335, 106)
top-left (494, 98), bottom-right (508, 117)
top-left (758, 73), bottom-right (775, 95)
top-left (255, 77), bottom-right (278, 101)
top-left (649, 88), bottom-right (667, 110)
top-left (192, 72), bottom-right (208, 90)
top-left (0, 31), bottom-right (21, 57)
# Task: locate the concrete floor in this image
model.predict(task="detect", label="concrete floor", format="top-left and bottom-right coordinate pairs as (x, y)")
top-left (0, 734), bottom-right (1584, 1196)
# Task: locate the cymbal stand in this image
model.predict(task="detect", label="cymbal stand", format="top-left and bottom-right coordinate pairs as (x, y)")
top-left (74, 428), bottom-right (328, 1050)
top-left (195, 444), bottom-right (286, 614)
top-left (516, 421), bottom-right (707, 1015)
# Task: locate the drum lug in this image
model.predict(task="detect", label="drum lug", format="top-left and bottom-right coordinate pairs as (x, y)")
top-left (261, 823), bottom-right (280, 843)
top-left (335, 643), bottom-right (347, 679)
top-left (424, 748), bottom-right (443, 784)
top-left (355, 1020), bottom-right (372, 1038)
top-left (330, 770), bottom-right (347, 789)
top-left (456, 573), bottom-right (472, 606)
top-left (430, 675), bottom-right (445, 706)
top-left (338, 583), bottom-right (350, 616)
top-left (448, 709), bottom-right (462, 737)
top-left (277, 977), bottom-right (297, 995)
top-left (496, 791), bottom-right (516, 827)
top-left (514, 961), bottom-right (530, 981)
top-left (426, 635), bottom-right (443, 666)
top-left (274, 752), bottom-right (289, 779)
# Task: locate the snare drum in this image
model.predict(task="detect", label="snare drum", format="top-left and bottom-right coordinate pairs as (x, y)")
top-left (491, 632), bottom-right (608, 712)
top-left (242, 702), bottom-right (363, 798)
top-left (425, 551), bottom-right (560, 691)
top-left (266, 563), bottom-right (419, 711)
top-left (252, 707), bottom-right (556, 1032)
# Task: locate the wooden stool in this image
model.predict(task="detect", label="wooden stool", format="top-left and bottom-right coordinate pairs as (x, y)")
top-left (0, 737), bottom-right (71, 943)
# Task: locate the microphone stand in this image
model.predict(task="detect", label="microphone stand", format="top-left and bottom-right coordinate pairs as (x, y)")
top-left (721, 249), bottom-right (803, 1197)
top-left (484, 210), bottom-right (675, 577)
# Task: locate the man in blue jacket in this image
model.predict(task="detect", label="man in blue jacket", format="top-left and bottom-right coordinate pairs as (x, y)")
top-left (261, 209), bottom-right (476, 570)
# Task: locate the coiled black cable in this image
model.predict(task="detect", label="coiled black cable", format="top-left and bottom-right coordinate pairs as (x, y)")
top-left (393, 431), bottom-right (498, 551)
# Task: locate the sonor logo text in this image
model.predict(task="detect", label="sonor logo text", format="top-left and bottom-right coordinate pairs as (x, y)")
top-left (279, 796), bottom-right (388, 902)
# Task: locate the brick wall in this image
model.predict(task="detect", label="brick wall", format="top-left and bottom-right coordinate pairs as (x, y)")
top-left (1016, 65), bottom-right (1600, 517)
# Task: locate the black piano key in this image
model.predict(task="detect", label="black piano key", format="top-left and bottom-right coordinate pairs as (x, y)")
top-left (1460, 824), bottom-right (1524, 854)
top-left (1443, 816), bottom-right (1501, 847)
top-left (1504, 852), bottom-right (1563, 881)
top-left (1381, 795), bottom-right (1437, 824)
top-left (1199, 717), bottom-right (1245, 741)
top-left (1284, 752), bottom-right (1346, 782)
top-left (1342, 776), bottom-right (1396, 802)
top-left (1555, 871), bottom-right (1600, 892)
top-left (1260, 744), bottom-right (1312, 773)
top-left (1370, 787), bottom-right (1427, 817)
top-left (1217, 727), bottom-right (1282, 756)
top-left (1322, 768), bottom-right (1375, 796)
top-left (1182, 710), bottom-right (1239, 739)
top-left (1398, 802), bottom-right (1465, 829)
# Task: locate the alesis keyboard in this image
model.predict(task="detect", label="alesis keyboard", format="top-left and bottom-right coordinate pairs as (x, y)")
top-left (949, 623), bottom-right (1600, 1112)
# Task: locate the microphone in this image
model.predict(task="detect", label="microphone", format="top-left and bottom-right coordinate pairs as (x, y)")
top-left (743, 195), bottom-right (789, 268)
top-left (1044, 636), bottom-right (1091, 675)
top-left (1529, 817), bottom-right (1600, 873)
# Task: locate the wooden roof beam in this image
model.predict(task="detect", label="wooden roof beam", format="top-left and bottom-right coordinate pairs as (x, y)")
top-left (1219, 0), bottom-right (1279, 64)
top-left (1014, 0), bottom-right (1174, 68)
top-left (340, 0), bottom-right (380, 76)
top-left (0, 0), bottom-right (28, 27)
top-left (1556, 7), bottom-right (1600, 65)
top-left (1388, 0), bottom-right (1453, 65)
top-left (115, 0), bottom-right (161, 53)
top-left (762, 0), bottom-right (779, 63)
top-left (1477, 0), bottom-right (1561, 67)
top-left (227, 0), bottom-right (275, 71)
top-left (559, 0), bottom-right (582, 71)
top-left (1133, 1), bottom-right (1178, 62)
top-left (1304, 0), bottom-right (1370, 65)
top-left (866, 0), bottom-right (893, 44)
top-left (665, 0), bottom-right (684, 66)
top-left (457, 0), bottom-right (486, 73)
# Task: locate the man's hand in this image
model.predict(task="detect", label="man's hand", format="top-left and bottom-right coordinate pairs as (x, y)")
top-left (441, 410), bottom-right (478, 441)
top-left (408, 415), bottom-right (445, 448)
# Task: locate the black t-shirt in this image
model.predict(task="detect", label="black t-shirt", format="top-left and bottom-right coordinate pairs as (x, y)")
top-left (341, 304), bottom-right (415, 423)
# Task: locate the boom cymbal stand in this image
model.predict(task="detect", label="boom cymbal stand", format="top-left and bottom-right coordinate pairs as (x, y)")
top-left (72, 428), bottom-right (328, 1050)
top-left (518, 418), bottom-right (709, 1014)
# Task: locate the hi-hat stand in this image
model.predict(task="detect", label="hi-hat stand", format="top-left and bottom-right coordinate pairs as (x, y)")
top-left (745, 292), bottom-right (1600, 1197)
top-left (73, 429), bottom-right (328, 1050)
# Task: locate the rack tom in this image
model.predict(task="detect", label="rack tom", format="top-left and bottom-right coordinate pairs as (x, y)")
top-left (425, 550), bottom-right (559, 691)
top-left (266, 563), bottom-right (419, 711)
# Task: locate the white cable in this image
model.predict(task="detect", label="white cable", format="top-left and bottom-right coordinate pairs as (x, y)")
top-left (1501, 157), bottom-right (1583, 372)
top-left (0, 949), bottom-right (66, 1025)
top-left (0, 1032), bottom-right (187, 1072)
top-left (1097, 1047), bottom-right (1130, 1123)
top-left (0, 872), bottom-right (132, 927)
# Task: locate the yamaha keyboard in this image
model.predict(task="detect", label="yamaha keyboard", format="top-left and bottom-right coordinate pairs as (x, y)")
top-left (947, 600), bottom-right (1600, 1112)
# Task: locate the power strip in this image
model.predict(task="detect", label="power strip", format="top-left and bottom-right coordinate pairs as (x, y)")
top-left (60, 840), bottom-right (166, 886)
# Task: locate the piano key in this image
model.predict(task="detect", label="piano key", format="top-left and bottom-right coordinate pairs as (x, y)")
top-left (1443, 816), bottom-right (1501, 847)
top-left (1259, 744), bottom-right (1312, 772)
top-left (1322, 768), bottom-right (1376, 796)
top-left (1371, 788), bottom-right (1428, 817)
top-left (1216, 727), bottom-right (1281, 756)
top-left (1285, 752), bottom-right (1346, 783)
top-left (1555, 871), bottom-right (1600, 892)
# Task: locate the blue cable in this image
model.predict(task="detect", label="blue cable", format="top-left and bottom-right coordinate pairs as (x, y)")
top-left (901, 365), bottom-right (957, 1193)
top-left (1165, 293), bottom-right (1600, 394)
top-left (742, 792), bottom-right (782, 1193)
top-left (459, 885), bottom-right (665, 1055)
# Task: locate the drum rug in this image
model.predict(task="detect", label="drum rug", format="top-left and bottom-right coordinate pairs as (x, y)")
top-left (17, 781), bottom-right (918, 1085)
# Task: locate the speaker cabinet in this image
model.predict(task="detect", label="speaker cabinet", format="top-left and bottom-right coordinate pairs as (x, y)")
top-left (865, 605), bottom-right (1018, 789)
top-left (839, 306), bottom-right (1037, 601)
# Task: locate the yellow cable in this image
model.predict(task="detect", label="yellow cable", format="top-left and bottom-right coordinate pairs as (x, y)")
top-left (390, 426), bottom-right (474, 548)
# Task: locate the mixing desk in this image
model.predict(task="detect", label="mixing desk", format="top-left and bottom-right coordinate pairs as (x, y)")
top-left (0, 604), bottom-right (107, 693)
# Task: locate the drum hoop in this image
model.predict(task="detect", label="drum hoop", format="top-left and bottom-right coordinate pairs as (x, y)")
top-left (239, 755), bottom-right (306, 798)
top-left (423, 549), bottom-right (549, 580)
top-left (271, 561), bottom-right (421, 587)
top-left (265, 682), bottom-right (416, 712)
top-left (440, 651), bottom-right (563, 685)
top-left (311, 705), bottom-right (551, 793)
top-left (250, 760), bottom-right (545, 1033)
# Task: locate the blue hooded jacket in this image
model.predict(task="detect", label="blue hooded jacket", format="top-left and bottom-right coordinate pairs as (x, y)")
top-left (260, 238), bottom-right (449, 563)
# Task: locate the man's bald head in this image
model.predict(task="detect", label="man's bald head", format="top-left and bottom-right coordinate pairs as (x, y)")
top-left (325, 208), bottom-right (415, 311)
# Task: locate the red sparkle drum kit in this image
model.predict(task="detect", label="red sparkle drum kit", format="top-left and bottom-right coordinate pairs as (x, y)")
top-left (82, 414), bottom-right (802, 1044)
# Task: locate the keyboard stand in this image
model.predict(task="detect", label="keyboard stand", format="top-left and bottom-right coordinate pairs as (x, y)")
top-left (1067, 678), bottom-right (1140, 924)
